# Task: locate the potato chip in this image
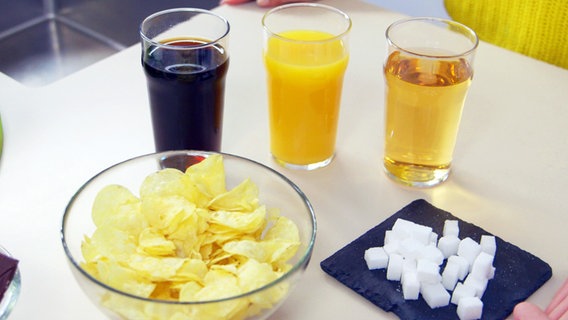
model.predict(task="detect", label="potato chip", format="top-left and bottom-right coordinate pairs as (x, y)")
top-left (173, 259), bottom-right (208, 283)
top-left (209, 205), bottom-right (266, 234)
top-left (179, 281), bottom-right (202, 302)
top-left (140, 168), bottom-right (208, 207)
top-left (91, 185), bottom-right (146, 235)
top-left (202, 231), bottom-right (257, 248)
top-left (141, 195), bottom-right (197, 235)
top-left (237, 259), bottom-right (278, 293)
top-left (96, 260), bottom-right (156, 297)
top-left (210, 263), bottom-right (238, 275)
top-left (169, 209), bottom-right (209, 258)
top-left (138, 228), bottom-right (176, 256)
top-left (127, 254), bottom-right (186, 282)
top-left (205, 248), bottom-right (235, 267)
top-left (150, 281), bottom-right (178, 300)
top-left (208, 178), bottom-right (259, 212)
top-left (264, 216), bottom-right (300, 243)
top-left (223, 239), bottom-right (266, 262)
top-left (193, 285), bottom-right (247, 320)
top-left (83, 225), bottom-right (137, 262)
top-left (261, 239), bottom-right (300, 264)
top-left (185, 154), bottom-right (226, 198)
top-left (236, 259), bottom-right (288, 312)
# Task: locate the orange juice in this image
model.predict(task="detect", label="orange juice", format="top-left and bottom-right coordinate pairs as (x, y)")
top-left (264, 30), bottom-right (349, 168)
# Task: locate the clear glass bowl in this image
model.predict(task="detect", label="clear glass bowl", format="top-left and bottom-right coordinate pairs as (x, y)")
top-left (61, 151), bottom-right (317, 320)
top-left (0, 245), bottom-right (21, 320)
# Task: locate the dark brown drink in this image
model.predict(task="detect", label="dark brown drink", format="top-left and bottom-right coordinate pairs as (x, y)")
top-left (143, 38), bottom-right (229, 152)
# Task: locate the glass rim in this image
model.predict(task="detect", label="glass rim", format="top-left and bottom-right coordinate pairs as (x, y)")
top-left (60, 150), bottom-right (317, 306)
top-left (262, 3), bottom-right (352, 44)
top-left (139, 8), bottom-right (230, 51)
top-left (386, 16), bottom-right (479, 59)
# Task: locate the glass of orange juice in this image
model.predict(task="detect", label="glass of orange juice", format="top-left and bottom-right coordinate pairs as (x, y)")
top-left (262, 3), bottom-right (351, 170)
top-left (383, 18), bottom-right (478, 187)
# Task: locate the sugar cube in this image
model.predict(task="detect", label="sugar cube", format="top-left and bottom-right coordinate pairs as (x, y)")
top-left (392, 218), bottom-right (432, 245)
top-left (383, 242), bottom-right (400, 255)
top-left (480, 235), bottom-right (497, 256)
top-left (458, 237), bottom-right (482, 269)
top-left (470, 251), bottom-right (495, 280)
top-left (411, 223), bottom-right (433, 245)
top-left (457, 296), bottom-right (483, 320)
top-left (384, 230), bottom-right (394, 245)
top-left (364, 247), bottom-right (389, 270)
top-left (385, 230), bottom-right (405, 246)
top-left (402, 271), bottom-right (420, 300)
top-left (443, 220), bottom-right (460, 237)
top-left (442, 262), bottom-right (459, 291)
top-left (438, 235), bottom-right (460, 258)
top-left (386, 253), bottom-right (404, 281)
top-left (429, 232), bottom-right (439, 246)
top-left (399, 238), bottom-right (424, 260)
top-left (417, 259), bottom-right (441, 284)
top-left (392, 218), bottom-right (416, 239)
top-left (421, 282), bottom-right (451, 309)
top-left (402, 258), bottom-right (417, 275)
top-left (451, 282), bottom-right (477, 305)
top-left (418, 244), bottom-right (445, 265)
top-left (488, 266), bottom-right (496, 280)
top-left (464, 274), bottom-right (488, 298)
top-left (448, 255), bottom-right (470, 280)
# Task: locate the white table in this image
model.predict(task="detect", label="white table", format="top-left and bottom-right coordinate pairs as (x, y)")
top-left (1, 0), bottom-right (567, 319)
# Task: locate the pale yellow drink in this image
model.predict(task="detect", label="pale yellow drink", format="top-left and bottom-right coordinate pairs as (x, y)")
top-left (384, 51), bottom-right (473, 185)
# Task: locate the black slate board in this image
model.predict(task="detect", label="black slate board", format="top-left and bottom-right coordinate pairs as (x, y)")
top-left (320, 199), bottom-right (552, 320)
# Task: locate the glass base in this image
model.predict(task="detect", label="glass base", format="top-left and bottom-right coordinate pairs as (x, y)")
top-left (383, 157), bottom-right (450, 188)
top-left (273, 153), bottom-right (334, 171)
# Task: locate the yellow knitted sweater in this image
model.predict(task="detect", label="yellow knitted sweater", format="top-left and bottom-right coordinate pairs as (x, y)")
top-left (444, 0), bottom-right (568, 69)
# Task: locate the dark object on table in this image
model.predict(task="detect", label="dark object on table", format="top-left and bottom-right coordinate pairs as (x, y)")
top-left (0, 252), bottom-right (18, 302)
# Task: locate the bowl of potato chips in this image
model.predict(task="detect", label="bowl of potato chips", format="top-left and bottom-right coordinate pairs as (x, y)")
top-left (61, 150), bottom-right (316, 320)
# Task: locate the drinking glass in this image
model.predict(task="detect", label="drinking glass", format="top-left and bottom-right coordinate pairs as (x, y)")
top-left (383, 17), bottom-right (478, 187)
top-left (262, 3), bottom-right (351, 170)
top-left (140, 8), bottom-right (230, 152)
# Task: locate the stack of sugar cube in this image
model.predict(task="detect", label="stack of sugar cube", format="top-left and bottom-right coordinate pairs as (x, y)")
top-left (364, 218), bottom-right (497, 320)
